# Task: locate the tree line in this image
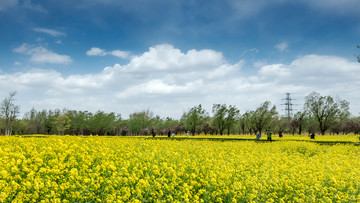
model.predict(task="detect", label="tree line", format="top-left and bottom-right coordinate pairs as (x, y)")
top-left (0, 91), bottom-right (359, 136)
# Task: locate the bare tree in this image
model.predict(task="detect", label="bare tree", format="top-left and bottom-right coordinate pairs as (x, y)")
top-left (0, 91), bottom-right (20, 135)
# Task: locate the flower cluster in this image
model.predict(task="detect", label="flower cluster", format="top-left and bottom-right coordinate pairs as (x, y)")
top-left (0, 136), bottom-right (359, 202)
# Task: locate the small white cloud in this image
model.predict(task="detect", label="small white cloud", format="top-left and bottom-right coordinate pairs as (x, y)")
top-left (275, 42), bottom-right (288, 52)
top-left (86, 47), bottom-right (130, 59)
top-left (111, 50), bottom-right (130, 59)
top-left (13, 43), bottom-right (72, 65)
top-left (14, 61), bottom-right (21, 66)
top-left (33, 28), bottom-right (66, 37)
top-left (86, 47), bottom-right (107, 56)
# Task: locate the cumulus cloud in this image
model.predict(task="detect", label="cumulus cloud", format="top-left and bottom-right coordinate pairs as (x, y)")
top-left (124, 44), bottom-right (223, 72)
top-left (86, 47), bottom-right (130, 59)
top-left (3, 44), bottom-right (360, 118)
top-left (33, 28), bottom-right (66, 37)
top-left (13, 43), bottom-right (72, 64)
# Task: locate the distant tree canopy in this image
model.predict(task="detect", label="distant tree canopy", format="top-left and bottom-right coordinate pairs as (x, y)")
top-left (305, 92), bottom-right (350, 135)
top-left (248, 101), bottom-right (278, 135)
top-left (0, 91), bottom-right (359, 136)
top-left (181, 104), bottom-right (208, 135)
top-left (212, 104), bottom-right (240, 135)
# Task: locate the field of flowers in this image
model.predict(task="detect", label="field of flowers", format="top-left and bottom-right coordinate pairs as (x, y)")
top-left (182, 134), bottom-right (360, 142)
top-left (0, 136), bottom-right (360, 202)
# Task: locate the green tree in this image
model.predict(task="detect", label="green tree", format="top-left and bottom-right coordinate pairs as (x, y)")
top-left (13, 119), bottom-right (28, 135)
top-left (0, 91), bottom-right (20, 135)
top-left (181, 104), bottom-right (208, 135)
top-left (237, 111), bottom-right (254, 134)
top-left (90, 111), bottom-right (117, 135)
top-left (250, 101), bottom-right (278, 135)
top-left (67, 110), bottom-right (92, 135)
top-left (304, 92), bottom-right (350, 135)
top-left (53, 114), bottom-right (71, 135)
top-left (212, 104), bottom-right (240, 135)
top-left (128, 110), bottom-right (154, 135)
top-left (44, 109), bottom-right (58, 135)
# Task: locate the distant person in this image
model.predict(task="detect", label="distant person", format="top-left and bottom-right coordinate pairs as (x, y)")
top-left (256, 131), bottom-right (261, 140)
top-left (279, 131), bottom-right (283, 138)
top-left (310, 132), bottom-right (315, 139)
top-left (168, 129), bottom-right (171, 137)
top-left (151, 129), bottom-right (156, 137)
top-left (186, 131), bottom-right (189, 137)
top-left (266, 129), bottom-right (272, 141)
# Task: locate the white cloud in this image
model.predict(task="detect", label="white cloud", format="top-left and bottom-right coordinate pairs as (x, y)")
top-left (275, 42), bottom-right (288, 52)
top-left (125, 44), bottom-right (223, 72)
top-left (111, 50), bottom-right (129, 58)
top-left (86, 47), bottom-right (107, 56)
top-left (259, 64), bottom-right (290, 78)
top-left (117, 79), bottom-right (202, 99)
top-left (3, 44), bottom-right (360, 118)
top-left (13, 43), bottom-right (72, 65)
top-left (86, 47), bottom-right (130, 59)
top-left (33, 28), bottom-right (66, 37)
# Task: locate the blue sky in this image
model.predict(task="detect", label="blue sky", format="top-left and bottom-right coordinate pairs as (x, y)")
top-left (1, 0), bottom-right (360, 118)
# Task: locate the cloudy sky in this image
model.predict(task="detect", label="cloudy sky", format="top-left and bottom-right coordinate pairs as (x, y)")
top-left (1, 0), bottom-right (360, 119)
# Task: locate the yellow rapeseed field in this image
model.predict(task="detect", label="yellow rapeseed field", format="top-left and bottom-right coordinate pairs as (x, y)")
top-left (0, 136), bottom-right (359, 202)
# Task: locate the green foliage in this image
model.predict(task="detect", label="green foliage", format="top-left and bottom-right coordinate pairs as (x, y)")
top-left (53, 114), bottom-right (71, 135)
top-left (212, 104), bottom-right (240, 135)
top-left (2, 91), bottom-right (359, 136)
top-left (128, 110), bottom-right (153, 135)
top-left (181, 104), bottom-right (208, 135)
top-left (305, 92), bottom-right (350, 135)
top-left (248, 101), bottom-right (278, 135)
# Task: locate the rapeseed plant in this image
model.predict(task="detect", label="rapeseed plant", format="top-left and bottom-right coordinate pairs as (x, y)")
top-left (0, 136), bottom-right (359, 202)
